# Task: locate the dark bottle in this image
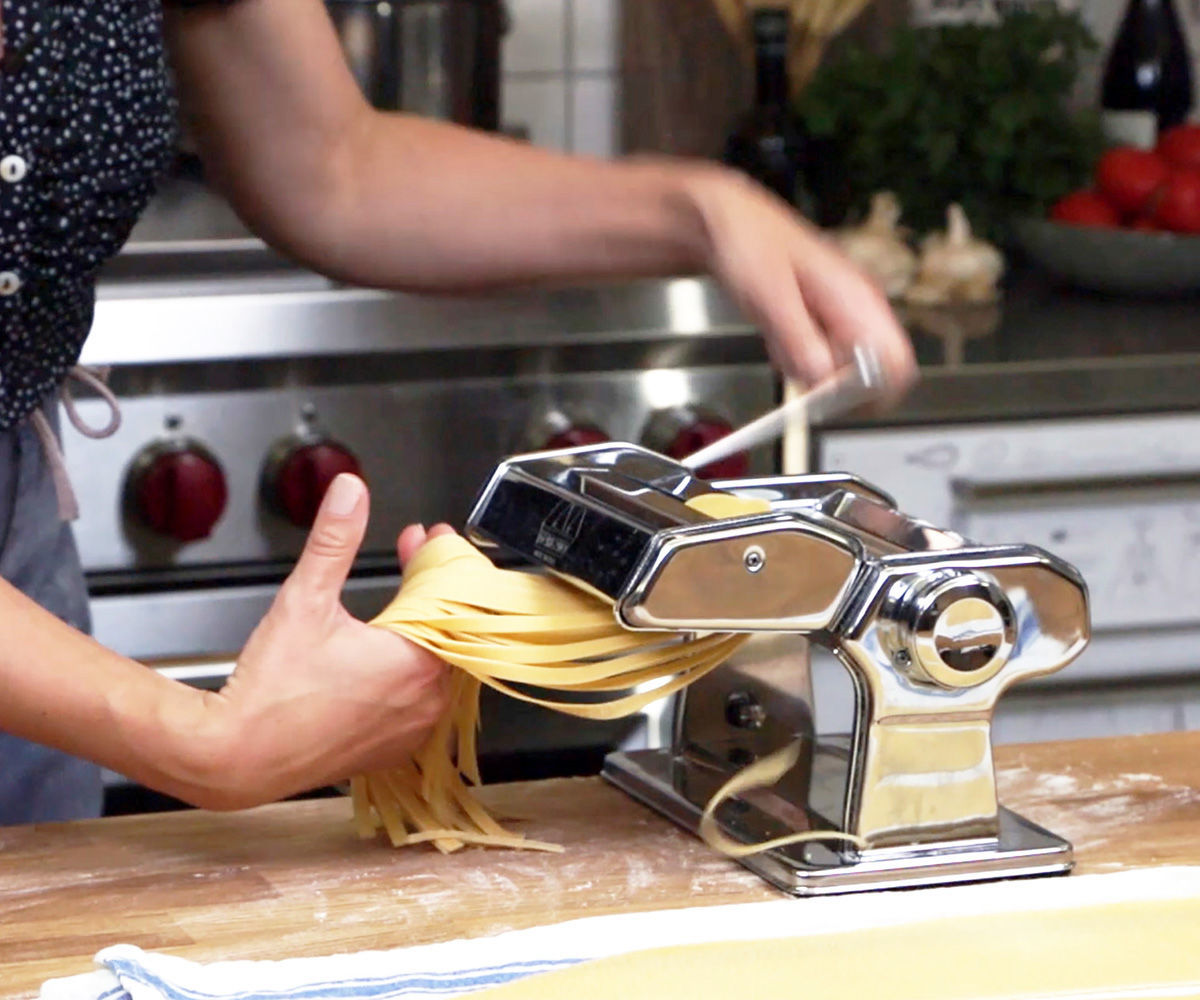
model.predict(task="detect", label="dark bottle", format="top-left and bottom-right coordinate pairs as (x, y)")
top-left (723, 7), bottom-right (810, 212)
top-left (1100, 0), bottom-right (1194, 148)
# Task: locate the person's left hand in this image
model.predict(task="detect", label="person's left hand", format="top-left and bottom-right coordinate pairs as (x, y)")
top-left (191, 475), bottom-right (451, 810)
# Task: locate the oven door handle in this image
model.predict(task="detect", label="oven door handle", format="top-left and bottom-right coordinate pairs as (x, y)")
top-left (951, 469), bottom-right (1200, 501)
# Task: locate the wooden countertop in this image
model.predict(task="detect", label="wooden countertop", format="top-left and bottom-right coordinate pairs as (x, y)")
top-left (4, 731), bottom-right (1200, 998)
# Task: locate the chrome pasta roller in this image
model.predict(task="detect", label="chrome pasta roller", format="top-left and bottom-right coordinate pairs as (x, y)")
top-left (465, 443), bottom-right (1090, 896)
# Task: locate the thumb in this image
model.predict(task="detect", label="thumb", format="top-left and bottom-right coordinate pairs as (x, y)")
top-left (283, 473), bottom-right (368, 601)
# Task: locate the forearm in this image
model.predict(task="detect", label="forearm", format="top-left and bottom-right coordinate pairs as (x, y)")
top-left (318, 119), bottom-right (714, 292)
top-left (0, 580), bottom-right (224, 805)
top-left (0, 475), bottom-right (451, 816)
top-left (166, 0), bottom-right (714, 292)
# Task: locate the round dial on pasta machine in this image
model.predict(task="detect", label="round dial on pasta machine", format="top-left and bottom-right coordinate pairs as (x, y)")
top-left (263, 438), bottom-right (363, 528)
top-left (641, 405), bottom-right (749, 479)
top-left (127, 441), bottom-right (228, 543)
top-left (881, 570), bottom-right (1017, 689)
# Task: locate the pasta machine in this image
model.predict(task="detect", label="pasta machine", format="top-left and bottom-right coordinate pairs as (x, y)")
top-left (465, 442), bottom-right (1091, 896)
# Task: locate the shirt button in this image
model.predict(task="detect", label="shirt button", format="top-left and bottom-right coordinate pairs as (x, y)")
top-left (0, 272), bottom-right (22, 296)
top-left (0, 155), bottom-right (28, 184)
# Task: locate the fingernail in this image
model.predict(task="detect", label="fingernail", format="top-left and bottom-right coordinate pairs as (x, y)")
top-left (324, 473), bottom-right (363, 517)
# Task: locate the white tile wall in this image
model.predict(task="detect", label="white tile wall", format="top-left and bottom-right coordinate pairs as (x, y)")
top-left (504, 0), bottom-right (568, 73)
top-left (571, 0), bottom-right (619, 72)
top-left (570, 75), bottom-right (618, 156)
top-left (501, 0), bottom-right (621, 155)
top-left (502, 77), bottom-right (570, 149)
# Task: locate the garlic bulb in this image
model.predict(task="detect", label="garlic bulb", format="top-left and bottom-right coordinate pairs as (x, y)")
top-left (905, 204), bottom-right (1004, 305)
top-left (830, 191), bottom-right (917, 299)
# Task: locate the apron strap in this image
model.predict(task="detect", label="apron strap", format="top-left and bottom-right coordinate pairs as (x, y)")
top-left (29, 367), bottom-right (123, 522)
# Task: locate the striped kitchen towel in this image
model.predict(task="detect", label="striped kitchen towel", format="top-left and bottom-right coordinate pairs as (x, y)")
top-left (39, 868), bottom-right (1200, 1000)
top-left (39, 937), bottom-right (588, 1000)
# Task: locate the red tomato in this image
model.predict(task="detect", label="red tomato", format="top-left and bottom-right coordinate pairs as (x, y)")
top-left (1154, 169), bottom-right (1200, 233)
top-left (1157, 124), bottom-right (1200, 172)
top-left (1094, 147), bottom-right (1171, 214)
top-left (1049, 190), bottom-right (1121, 227)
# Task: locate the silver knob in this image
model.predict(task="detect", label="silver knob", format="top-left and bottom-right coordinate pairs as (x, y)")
top-left (882, 570), bottom-right (1015, 689)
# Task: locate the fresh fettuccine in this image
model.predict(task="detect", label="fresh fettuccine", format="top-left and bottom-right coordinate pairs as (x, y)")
top-left (357, 494), bottom-right (867, 857)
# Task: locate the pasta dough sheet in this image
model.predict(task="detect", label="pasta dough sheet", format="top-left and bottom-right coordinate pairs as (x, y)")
top-left (472, 892), bottom-right (1200, 1000)
top-left (356, 494), bottom-right (848, 856)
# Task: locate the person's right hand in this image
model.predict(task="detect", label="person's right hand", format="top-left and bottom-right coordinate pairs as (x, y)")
top-left (190, 474), bottom-right (451, 810)
top-left (682, 166), bottom-right (917, 396)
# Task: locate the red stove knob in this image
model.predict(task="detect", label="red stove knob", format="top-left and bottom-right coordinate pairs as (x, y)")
top-left (542, 424), bottom-right (609, 450)
top-left (130, 443), bottom-right (228, 543)
top-left (268, 439), bottom-right (363, 528)
top-left (643, 407), bottom-right (750, 480)
top-left (525, 410), bottom-right (610, 452)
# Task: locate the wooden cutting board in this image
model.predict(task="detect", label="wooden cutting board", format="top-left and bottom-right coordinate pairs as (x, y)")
top-left (3, 731), bottom-right (1200, 998)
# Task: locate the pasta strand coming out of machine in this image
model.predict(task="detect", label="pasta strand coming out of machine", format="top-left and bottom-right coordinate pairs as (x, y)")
top-left (357, 493), bottom-right (867, 857)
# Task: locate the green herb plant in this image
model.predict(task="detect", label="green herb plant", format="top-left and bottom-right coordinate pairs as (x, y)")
top-left (798, 6), bottom-right (1104, 241)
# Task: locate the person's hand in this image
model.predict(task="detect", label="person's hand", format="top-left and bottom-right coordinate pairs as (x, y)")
top-left (684, 167), bottom-right (917, 394)
top-left (193, 474), bottom-right (450, 809)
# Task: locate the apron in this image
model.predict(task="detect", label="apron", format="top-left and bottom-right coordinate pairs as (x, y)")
top-left (0, 399), bottom-right (103, 824)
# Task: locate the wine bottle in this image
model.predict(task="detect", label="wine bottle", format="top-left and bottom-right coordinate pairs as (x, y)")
top-left (1100, 0), bottom-right (1195, 149)
top-left (723, 7), bottom-right (810, 211)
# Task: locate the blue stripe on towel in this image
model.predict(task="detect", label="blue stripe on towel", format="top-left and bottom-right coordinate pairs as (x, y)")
top-left (103, 956), bottom-right (584, 1000)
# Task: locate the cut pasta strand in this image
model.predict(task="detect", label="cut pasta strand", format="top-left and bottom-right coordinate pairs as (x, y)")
top-left (698, 740), bottom-right (869, 857)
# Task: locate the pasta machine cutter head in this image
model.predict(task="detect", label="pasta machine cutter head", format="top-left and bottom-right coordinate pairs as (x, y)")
top-left (466, 443), bottom-right (1091, 896)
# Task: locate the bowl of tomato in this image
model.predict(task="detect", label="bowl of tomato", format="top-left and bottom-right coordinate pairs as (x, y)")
top-left (1011, 125), bottom-right (1200, 297)
top-left (1012, 217), bottom-right (1200, 296)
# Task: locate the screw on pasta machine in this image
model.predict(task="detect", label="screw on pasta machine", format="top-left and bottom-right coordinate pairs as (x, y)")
top-left (726, 690), bottom-right (767, 731)
top-left (743, 545), bottom-right (766, 574)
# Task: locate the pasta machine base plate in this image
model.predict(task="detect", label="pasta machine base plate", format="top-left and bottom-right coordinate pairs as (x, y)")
top-left (602, 744), bottom-right (1074, 896)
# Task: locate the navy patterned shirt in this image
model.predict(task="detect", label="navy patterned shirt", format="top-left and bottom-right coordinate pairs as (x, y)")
top-left (0, 0), bottom-right (175, 430)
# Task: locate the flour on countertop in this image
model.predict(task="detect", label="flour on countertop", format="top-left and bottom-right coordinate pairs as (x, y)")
top-left (997, 761), bottom-right (1200, 849)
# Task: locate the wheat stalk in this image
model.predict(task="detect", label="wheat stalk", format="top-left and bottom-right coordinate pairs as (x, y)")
top-left (711, 0), bottom-right (750, 49)
top-left (789, 0), bottom-right (875, 97)
top-left (709, 0), bottom-right (875, 97)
